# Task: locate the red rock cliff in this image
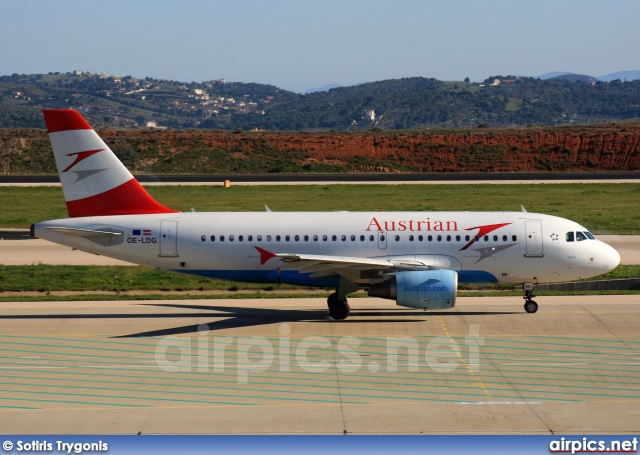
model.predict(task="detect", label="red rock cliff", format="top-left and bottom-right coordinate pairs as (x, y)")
top-left (1, 123), bottom-right (639, 174)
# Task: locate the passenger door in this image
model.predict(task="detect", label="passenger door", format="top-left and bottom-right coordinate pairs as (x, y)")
top-left (524, 220), bottom-right (543, 257)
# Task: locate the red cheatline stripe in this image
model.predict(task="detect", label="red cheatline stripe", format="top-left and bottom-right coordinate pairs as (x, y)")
top-left (66, 178), bottom-right (178, 217)
top-left (43, 109), bottom-right (93, 133)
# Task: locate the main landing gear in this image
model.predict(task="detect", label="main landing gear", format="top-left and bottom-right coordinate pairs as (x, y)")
top-left (522, 283), bottom-right (538, 313)
top-left (327, 277), bottom-right (358, 320)
top-left (327, 292), bottom-right (350, 320)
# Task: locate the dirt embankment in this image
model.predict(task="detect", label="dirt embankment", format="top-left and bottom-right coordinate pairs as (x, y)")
top-left (1, 124), bottom-right (640, 174)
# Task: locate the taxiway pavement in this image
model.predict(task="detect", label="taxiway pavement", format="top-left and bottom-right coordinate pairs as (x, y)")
top-left (0, 296), bottom-right (638, 434)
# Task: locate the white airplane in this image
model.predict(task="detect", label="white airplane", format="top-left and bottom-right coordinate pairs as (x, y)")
top-left (32, 109), bottom-right (621, 319)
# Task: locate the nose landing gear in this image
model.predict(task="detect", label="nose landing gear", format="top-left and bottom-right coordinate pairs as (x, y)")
top-left (522, 283), bottom-right (538, 313)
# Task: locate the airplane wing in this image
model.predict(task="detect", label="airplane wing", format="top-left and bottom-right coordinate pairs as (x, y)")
top-left (255, 246), bottom-right (435, 279)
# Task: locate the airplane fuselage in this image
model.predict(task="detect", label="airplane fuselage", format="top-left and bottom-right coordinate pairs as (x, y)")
top-left (33, 210), bottom-right (619, 288)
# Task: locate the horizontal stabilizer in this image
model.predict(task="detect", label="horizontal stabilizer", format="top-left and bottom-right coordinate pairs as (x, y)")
top-left (43, 226), bottom-right (124, 247)
top-left (44, 227), bottom-right (122, 237)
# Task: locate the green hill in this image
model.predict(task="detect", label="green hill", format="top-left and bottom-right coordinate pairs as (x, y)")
top-left (1, 72), bottom-right (639, 131)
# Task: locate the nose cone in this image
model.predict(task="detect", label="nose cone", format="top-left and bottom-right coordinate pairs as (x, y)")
top-left (600, 241), bottom-right (621, 271)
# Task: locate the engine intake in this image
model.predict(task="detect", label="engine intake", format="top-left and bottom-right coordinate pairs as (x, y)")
top-left (368, 269), bottom-right (458, 310)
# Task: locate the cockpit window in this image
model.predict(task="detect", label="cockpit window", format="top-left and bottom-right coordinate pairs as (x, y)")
top-left (566, 232), bottom-right (574, 242)
top-left (584, 231), bottom-right (595, 240)
top-left (576, 231), bottom-right (587, 241)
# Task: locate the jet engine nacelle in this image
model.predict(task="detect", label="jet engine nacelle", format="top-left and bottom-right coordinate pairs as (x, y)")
top-left (368, 269), bottom-right (458, 310)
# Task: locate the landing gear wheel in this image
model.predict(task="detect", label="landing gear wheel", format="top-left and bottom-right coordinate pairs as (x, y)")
top-left (522, 284), bottom-right (539, 314)
top-left (327, 292), bottom-right (350, 320)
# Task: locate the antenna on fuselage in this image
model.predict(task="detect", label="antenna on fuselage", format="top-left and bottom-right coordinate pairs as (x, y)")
top-left (264, 205), bottom-right (272, 212)
top-left (521, 205), bottom-right (527, 212)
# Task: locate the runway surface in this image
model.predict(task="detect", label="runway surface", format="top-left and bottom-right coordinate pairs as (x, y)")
top-left (0, 296), bottom-right (639, 434)
top-left (2, 235), bottom-right (638, 265)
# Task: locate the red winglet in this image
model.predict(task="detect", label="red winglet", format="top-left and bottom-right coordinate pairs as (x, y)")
top-left (254, 246), bottom-right (277, 265)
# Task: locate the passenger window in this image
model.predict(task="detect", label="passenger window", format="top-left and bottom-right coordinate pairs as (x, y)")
top-left (257, 235), bottom-right (262, 241)
top-left (276, 235), bottom-right (281, 241)
top-left (409, 235), bottom-right (414, 241)
top-left (474, 235), bottom-right (480, 241)
top-left (229, 235), bottom-right (234, 241)
top-left (360, 235), bottom-right (365, 241)
top-left (380, 234), bottom-right (385, 241)
top-left (395, 235), bottom-right (400, 241)
top-left (493, 235), bottom-right (498, 241)
top-left (247, 235), bottom-right (252, 241)
top-left (576, 231), bottom-right (587, 241)
top-left (455, 235), bottom-right (460, 241)
top-left (201, 235), bottom-right (206, 242)
top-left (304, 235), bottom-right (309, 241)
top-left (332, 235), bottom-right (337, 241)
top-left (351, 235), bottom-right (356, 241)
top-left (239, 235), bottom-right (243, 242)
top-left (502, 235), bottom-right (507, 241)
top-left (369, 235), bottom-right (375, 241)
top-left (341, 235), bottom-right (346, 241)
top-left (483, 235), bottom-right (489, 241)
top-left (566, 232), bottom-right (574, 242)
top-left (323, 235), bottom-right (328, 241)
top-left (512, 235), bottom-right (517, 241)
top-left (294, 235), bottom-right (299, 241)
top-left (220, 235), bottom-right (225, 241)
top-left (418, 235), bottom-right (423, 241)
top-left (446, 235), bottom-right (451, 241)
top-left (285, 235), bottom-right (290, 241)
top-left (210, 235), bottom-right (215, 242)
top-left (313, 235), bottom-right (318, 241)
top-left (266, 235), bottom-right (271, 241)
top-left (465, 235), bottom-right (470, 242)
top-left (428, 235), bottom-right (433, 241)
top-left (437, 235), bottom-right (442, 242)
top-left (584, 231), bottom-right (595, 240)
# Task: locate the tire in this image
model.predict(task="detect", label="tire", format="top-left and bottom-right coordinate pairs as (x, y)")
top-left (524, 301), bottom-right (538, 314)
top-left (328, 293), bottom-right (350, 320)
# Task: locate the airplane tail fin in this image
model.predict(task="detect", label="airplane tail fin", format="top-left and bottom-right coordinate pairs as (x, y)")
top-left (43, 109), bottom-right (178, 217)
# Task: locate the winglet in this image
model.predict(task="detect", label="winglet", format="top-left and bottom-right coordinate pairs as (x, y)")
top-left (254, 246), bottom-right (277, 265)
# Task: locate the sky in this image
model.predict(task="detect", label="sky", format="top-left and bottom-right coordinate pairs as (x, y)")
top-left (1, 0), bottom-right (639, 93)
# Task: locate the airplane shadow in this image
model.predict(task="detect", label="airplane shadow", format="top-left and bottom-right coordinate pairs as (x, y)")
top-left (113, 303), bottom-right (519, 338)
top-left (114, 303), bottom-right (366, 338)
top-left (0, 304), bottom-right (519, 338)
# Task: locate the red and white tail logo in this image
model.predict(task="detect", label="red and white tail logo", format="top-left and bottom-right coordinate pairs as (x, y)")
top-left (43, 110), bottom-right (178, 217)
